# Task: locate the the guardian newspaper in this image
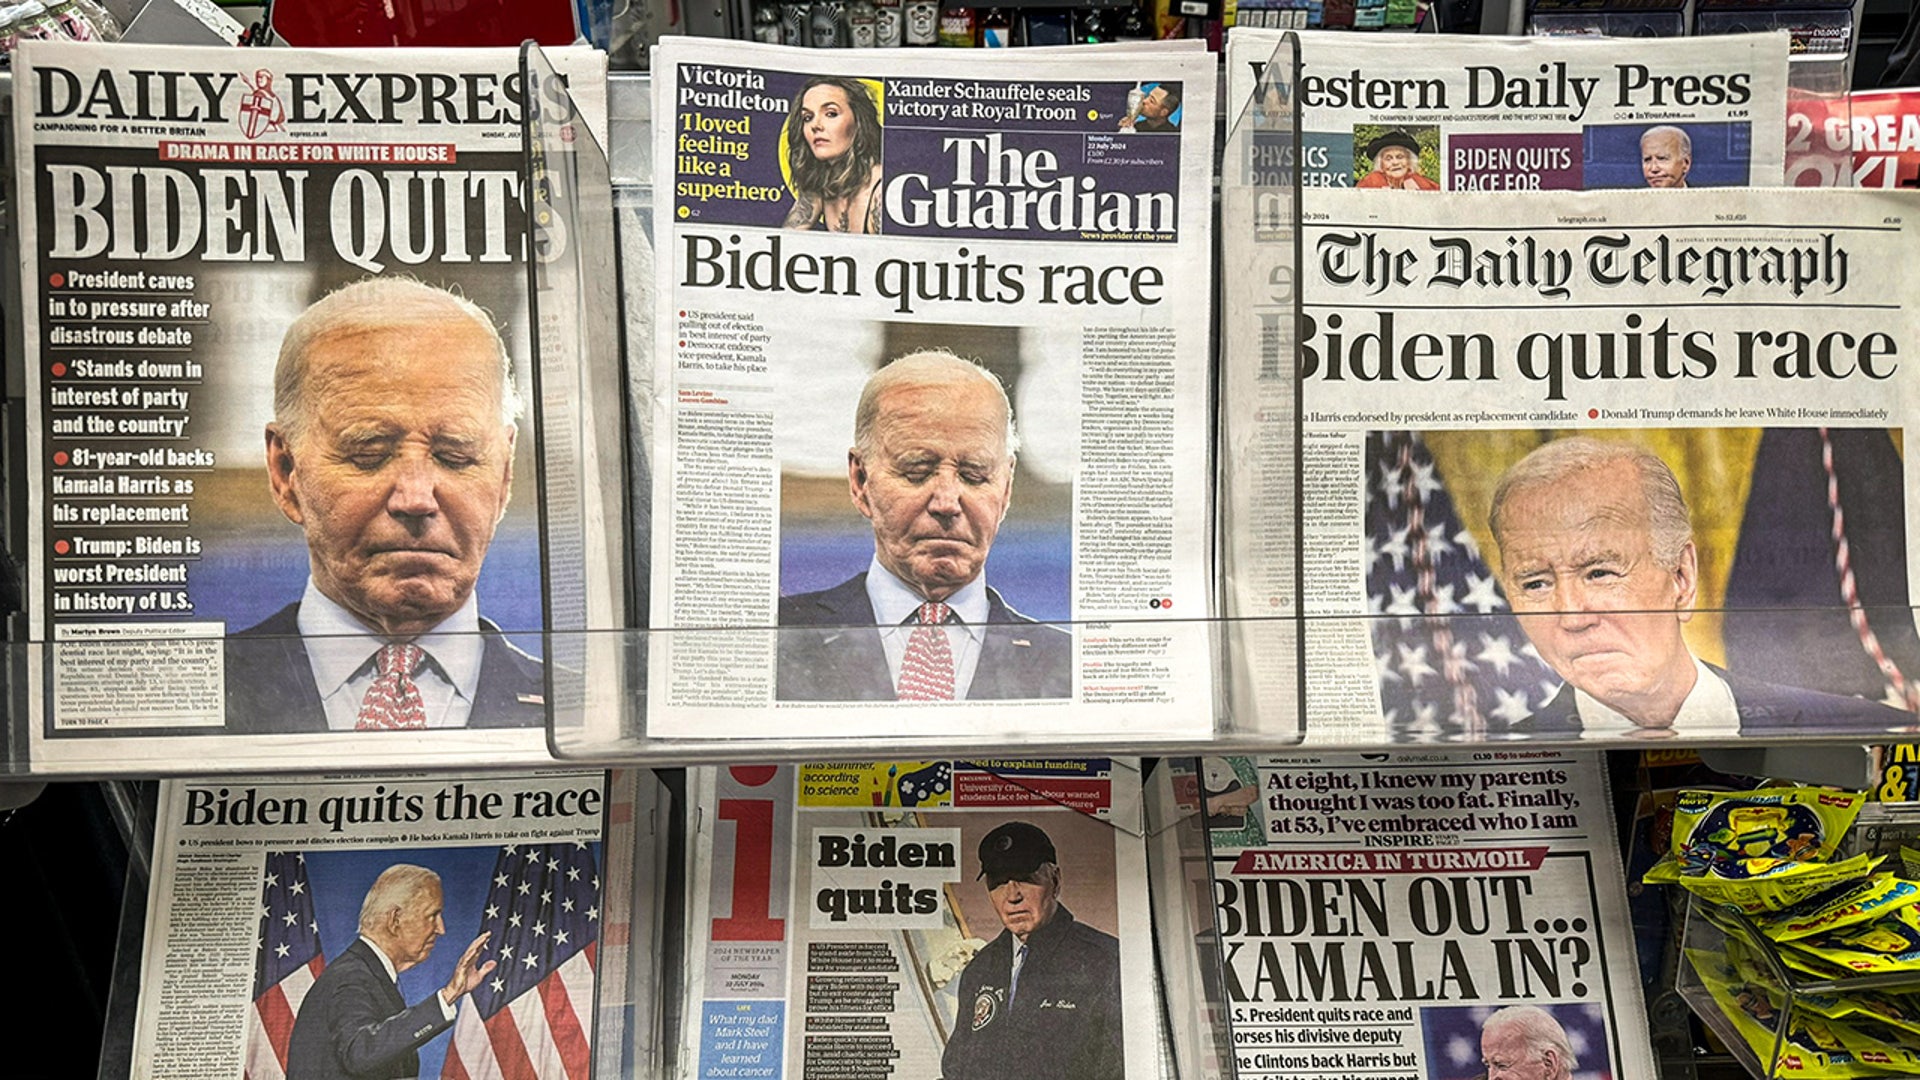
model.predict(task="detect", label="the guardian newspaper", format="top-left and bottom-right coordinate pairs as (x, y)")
top-left (646, 41), bottom-right (1217, 740)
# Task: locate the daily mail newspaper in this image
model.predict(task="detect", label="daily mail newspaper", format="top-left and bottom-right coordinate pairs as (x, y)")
top-left (1207, 751), bottom-right (1654, 1080)
top-left (646, 40), bottom-right (1217, 740)
top-left (1286, 187), bottom-right (1920, 744)
top-left (683, 760), bottom-right (1156, 1080)
top-left (1225, 29), bottom-right (1790, 190)
top-left (13, 42), bottom-right (608, 771)
top-left (132, 770), bottom-right (641, 1080)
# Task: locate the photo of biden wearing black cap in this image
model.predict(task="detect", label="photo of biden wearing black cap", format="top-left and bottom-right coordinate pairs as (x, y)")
top-left (942, 821), bottom-right (1123, 1080)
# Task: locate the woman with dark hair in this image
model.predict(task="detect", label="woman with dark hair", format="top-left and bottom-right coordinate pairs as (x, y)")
top-left (781, 76), bottom-right (885, 234)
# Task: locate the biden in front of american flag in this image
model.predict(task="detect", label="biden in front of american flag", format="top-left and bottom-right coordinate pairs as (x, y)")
top-left (285, 865), bottom-right (493, 1080)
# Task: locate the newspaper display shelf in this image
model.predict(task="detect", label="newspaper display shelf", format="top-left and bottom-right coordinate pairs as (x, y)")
top-left (0, 32), bottom-right (1907, 1080)
top-left (6, 36), bottom-right (1920, 775)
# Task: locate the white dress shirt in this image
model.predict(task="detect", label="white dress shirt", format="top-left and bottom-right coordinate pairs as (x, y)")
top-left (1574, 657), bottom-right (1740, 739)
top-left (863, 558), bottom-right (990, 700)
top-left (294, 579), bottom-right (487, 729)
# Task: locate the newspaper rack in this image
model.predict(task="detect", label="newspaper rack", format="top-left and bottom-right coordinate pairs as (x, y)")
top-left (10, 38), bottom-right (1920, 774)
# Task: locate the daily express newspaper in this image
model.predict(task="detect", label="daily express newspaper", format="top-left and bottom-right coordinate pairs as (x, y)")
top-left (1207, 751), bottom-right (1655, 1080)
top-left (684, 760), bottom-right (1156, 1080)
top-left (1284, 187), bottom-right (1920, 744)
top-left (13, 42), bottom-right (608, 771)
top-left (132, 770), bottom-right (640, 1080)
top-left (646, 41), bottom-right (1217, 740)
top-left (1225, 29), bottom-right (1790, 190)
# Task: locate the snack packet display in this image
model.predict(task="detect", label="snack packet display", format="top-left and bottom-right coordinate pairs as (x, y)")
top-left (1689, 949), bottom-right (1885, 1079)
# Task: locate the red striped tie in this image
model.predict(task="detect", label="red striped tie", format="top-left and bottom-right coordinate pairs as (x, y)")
top-left (897, 602), bottom-right (955, 700)
top-left (355, 643), bottom-right (428, 729)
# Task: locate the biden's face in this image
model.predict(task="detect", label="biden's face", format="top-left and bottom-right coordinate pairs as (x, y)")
top-left (388, 882), bottom-right (447, 971)
top-left (1496, 460), bottom-right (1698, 727)
top-left (1641, 133), bottom-right (1691, 188)
top-left (989, 870), bottom-right (1061, 942)
top-left (849, 377), bottom-right (1012, 603)
top-left (1481, 1023), bottom-right (1562, 1080)
top-left (268, 316), bottom-right (515, 639)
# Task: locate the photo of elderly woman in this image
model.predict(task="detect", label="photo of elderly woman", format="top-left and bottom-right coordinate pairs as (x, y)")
top-left (781, 75), bottom-right (886, 234)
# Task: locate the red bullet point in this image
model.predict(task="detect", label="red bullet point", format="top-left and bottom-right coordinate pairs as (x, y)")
top-left (679, 341), bottom-right (687, 347)
top-left (1587, 408), bottom-right (1599, 419)
top-left (54, 540), bottom-right (70, 554)
top-left (52, 450), bottom-right (69, 465)
top-left (48, 272), bottom-right (64, 288)
top-left (50, 362), bottom-right (66, 377)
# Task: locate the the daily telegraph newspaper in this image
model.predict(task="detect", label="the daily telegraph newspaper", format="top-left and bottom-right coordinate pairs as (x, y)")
top-left (1290, 187), bottom-right (1920, 744)
top-left (646, 40), bottom-right (1217, 740)
top-left (684, 760), bottom-right (1156, 1080)
top-left (132, 770), bottom-right (640, 1079)
top-left (13, 42), bottom-right (607, 770)
top-left (1225, 28), bottom-right (1790, 190)
top-left (1206, 751), bottom-right (1654, 1080)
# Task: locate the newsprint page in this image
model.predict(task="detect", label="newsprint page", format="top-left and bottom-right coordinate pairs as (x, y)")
top-left (646, 41), bottom-right (1217, 740)
top-left (684, 760), bottom-right (1156, 1080)
top-left (1225, 28), bottom-right (1789, 190)
top-left (1206, 751), bottom-right (1654, 1080)
top-left (133, 770), bottom-right (637, 1080)
top-left (1293, 188), bottom-right (1920, 743)
top-left (14, 41), bottom-right (606, 771)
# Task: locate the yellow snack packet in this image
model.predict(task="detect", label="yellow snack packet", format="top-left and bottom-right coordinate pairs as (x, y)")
top-left (1828, 1015), bottom-right (1920, 1071)
top-left (1679, 855), bottom-right (1885, 915)
top-left (1672, 788), bottom-right (1865, 867)
top-left (1793, 904), bottom-right (1920, 974)
top-left (1755, 876), bottom-right (1920, 942)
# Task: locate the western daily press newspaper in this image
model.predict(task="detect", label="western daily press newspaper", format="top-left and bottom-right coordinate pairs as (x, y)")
top-left (683, 760), bottom-right (1155, 1080)
top-left (133, 770), bottom-right (641, 1079)
top-left (1206, 751), bottom-right (1654, 1080)
top-left (646, 41), bottom-right (1217, 740)
top-left (13, 42), bottom-right (608, 770)
top-left (1287, 187), bottom-right (1920, 744)
top-left (1225, 28), bottom-right (1790, 191)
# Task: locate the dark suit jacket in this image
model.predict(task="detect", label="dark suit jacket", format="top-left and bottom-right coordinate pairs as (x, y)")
top-left (776, 572), bottom-right (1070, 701)
top-left (225, 602), bottom-right (544, 733)
top-left (1516, 661), bottom-right (1912, 737)
top-left (285, 938), bottom-right (454, 1080)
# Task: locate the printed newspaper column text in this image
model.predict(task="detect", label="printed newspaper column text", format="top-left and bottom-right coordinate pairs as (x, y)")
top-left (802, 941), bottom-right (902, 1080)
top-left (46, 266), bottom-right (225, 728)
